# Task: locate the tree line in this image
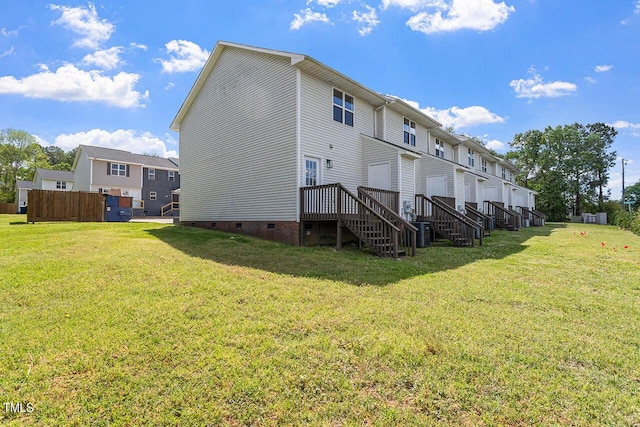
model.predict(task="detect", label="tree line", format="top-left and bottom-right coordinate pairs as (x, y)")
top-left (506, 122), bottom-right (622, 221)
top-left (0, 129), bottom-right (76, 203)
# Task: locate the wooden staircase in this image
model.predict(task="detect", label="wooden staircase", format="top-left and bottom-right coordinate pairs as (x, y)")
top-left (415, 195), bottom-right (482, 247)
top-left (517, 206), bottom-right (546, 226)
top-left (465, 202), bottom-right (491, 236)
top-left (161, 201), bottom-right (179, 216)
top-left (300, 184), bottom-right (415, 258)
top-left (484, 201), bottom-right (521, 231)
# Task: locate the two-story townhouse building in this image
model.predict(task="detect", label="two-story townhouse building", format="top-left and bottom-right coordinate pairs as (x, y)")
top-left (33, 168), bottom-right (75, 192)
top-left (172, 41), bottom-right (537, 248)
top-left (72, 145), bottom-right (180, 216)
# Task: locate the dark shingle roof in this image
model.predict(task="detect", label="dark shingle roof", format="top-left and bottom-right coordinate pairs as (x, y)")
top-left (16, 180), bottom-right (34, 189)
top-left (36, 168), bottom-right (75, 181)
top-left (79, 145), bottom-right (179, 170)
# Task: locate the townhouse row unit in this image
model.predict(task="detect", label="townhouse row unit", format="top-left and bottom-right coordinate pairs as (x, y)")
top-left (171, 41), bottom-right (543, 257)
top-left (16, 145), bottom-right (181, 217)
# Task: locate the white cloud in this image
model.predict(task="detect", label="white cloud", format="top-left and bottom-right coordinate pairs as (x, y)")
top-left (1, 27), bottom-right (19, 37)
top-left (405, 0), bottom-right (515, 33)
top-left (594, 64), bottom-right (613, 73)
top-left (130, 42), bottom-right (148, 51)
top-left (82, 47), bottom-right (124, 70)
top-left (485, 139), bottom-right (505, 150)
top-left (510, 67), bottom-right (577, 98)
top-left (418, 104), bottom-right (506, 128)
top-left (0, 64), bottom-right (148, 108)
top-left (290, 8), bottom-right (331, 30)
top-left (584, 76), bottom-right (597, 84)
top-left (159, 40), bottom-right (209, 73)
top-left (381, 0), bottom-right (446, 11)
top-left (0, 46), bottom-right (14, 58)
top-left (310, 0), bottom-right (343, 7)
top-left (610, 120), bottom-right (640, 137)
top-left (50, 3), bottom-right (114, 49)
top-left (636, 0), bottom-right (640, 14)
top-left (53, 129), bottom-right (178, 158)
top-left (353, 5), bottom-right (381, 36)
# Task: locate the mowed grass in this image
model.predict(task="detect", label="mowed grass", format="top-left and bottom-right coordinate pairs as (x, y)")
top-left (1, 215), bottom-right (639, 426)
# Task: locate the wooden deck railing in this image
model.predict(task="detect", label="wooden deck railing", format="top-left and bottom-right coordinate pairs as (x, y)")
top-left (517, 206), bottom-right (546, 226)
top-left (415, 194), bottom-right (481, 247)
top-left (484, 201), bottom-right (521, 231)
top-left (300, 184), bottom-right (403, 258)
top-left (358, 187), bottom-right (416, 256)
top-left (465, 202), bottom-right (491, 236)
top-left (161, 201), bottom-right (179, 216)
top-left (357, 186), bottom-right (399, 214)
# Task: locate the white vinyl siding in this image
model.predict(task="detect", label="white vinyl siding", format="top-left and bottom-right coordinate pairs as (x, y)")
top-left (400, 156), bottom-right (415, 214)
top-left (179, 48), bottom-right (298, 221)
top-left (299, 73), bottom-right (374, 193)
top-left (361, 135), bottom-right (399, 193)
top-left (419, 155), bottom-right (455, 197)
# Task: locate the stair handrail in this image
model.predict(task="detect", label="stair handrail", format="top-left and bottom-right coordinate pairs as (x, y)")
top-left (358, 186), bottom-right (416, 256)
top-left (415, 194), bottom-right (481, 246)
top-left (465, 202), bottom-right (491, 234)
top-left (485, 201), bottom-right (518, 230)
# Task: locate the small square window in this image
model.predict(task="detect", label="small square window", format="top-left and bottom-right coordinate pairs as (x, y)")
top-left (150, 191), bottom-right (157, 200)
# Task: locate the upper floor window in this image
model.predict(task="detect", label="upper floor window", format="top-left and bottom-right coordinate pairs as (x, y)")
top-left (435, 138), bottom-right (445, 158)
top-left (467, 148), bottom-right (475, 167)
top-left (109, 163), bottom-right (128, 177)
top-left (333, 89), bottom-right (354, 127)
top-left (481, 158), bottom-right (487, 173)
top-left (501, 166), bottom-right (507, 179)
top-left (403, 118), bottom-right (416, 146)
top-left (168, 171), bottom-right (175, 182)
top-left (56, 181), bottom-right (67, 189)
top-left (148, 168), bottom-right (155, 180)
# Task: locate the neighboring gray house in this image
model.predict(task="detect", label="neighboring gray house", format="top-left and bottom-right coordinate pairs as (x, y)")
top-left (72, 145), bottom-right (180, 216)
top-left (33, 168), bottom-right (75, 191)
top-left (171, 41), bottom-right (537, 248)
top-left (15, 180), bottom-right (34, 213)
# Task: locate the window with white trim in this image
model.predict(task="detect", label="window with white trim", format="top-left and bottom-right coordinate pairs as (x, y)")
top-left (468, 148), bottom-right (475, 167)
top-left (403, 118), bottom-right (416, 146)
top-left (481, 158), bottom-right (487, 173)
top-left (501, 166), bottom-right (507, 179)
top-left (150, 191), bottom-right (157, 200)
top-left (168, 171), bottom-right (175, 182)
top-left (56, 181), bottom-right (67, 189)
top-left (110, 163), bottom-right (127, 177)
top-left (148, 168), bottom-right (155, 180)
top-left (333, 89), bottom-right (354, 127)
top-left (435, 138), bottom-right (445, 158)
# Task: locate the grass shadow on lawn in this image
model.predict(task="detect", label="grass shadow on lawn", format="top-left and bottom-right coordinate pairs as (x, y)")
top-left (147, 223), bottom-right (561, 286)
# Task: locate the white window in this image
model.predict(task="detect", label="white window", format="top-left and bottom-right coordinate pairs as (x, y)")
top-left (403, 118), bottom-right (416, 146)
top-left (110, 163), bottom-right (127, 177)
top-left (148, 168), bottom-right (155, 180)
top-left (468, 148), bottom-right (475, 167)
top-left (56, 181), bottom-right (66, 189)
top-left (481, 158), bottom-right (487, 173)
top-left (435, 139), bottom-right (445, 158)
top-left (333, 89), bottom-right (354, 127)
top-left (501, 166), bottom-right (507, 179)
top-left (150, 191), bottom-right (157, 200)
top-left (168, 171), bottom-right (175, 182)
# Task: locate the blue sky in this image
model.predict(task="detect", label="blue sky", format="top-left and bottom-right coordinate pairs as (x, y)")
top-left (1, 1), bottom-right (639, 198)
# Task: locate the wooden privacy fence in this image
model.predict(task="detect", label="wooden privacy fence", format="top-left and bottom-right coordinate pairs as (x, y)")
top-left (0, 203), bottom-right (17, 214)
top-left (27, 190), bottom-right (105, 222)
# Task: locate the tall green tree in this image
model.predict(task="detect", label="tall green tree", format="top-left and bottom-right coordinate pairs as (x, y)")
top-left (508, 123), bottom-right (617, 221)
top-left (0, 129), bottom-right (48, 202)
top-left (625, 181), bottom-right (640, 211)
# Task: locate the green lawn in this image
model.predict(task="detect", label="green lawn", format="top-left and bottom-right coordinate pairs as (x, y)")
top-left (1, 215), bottom-right (639, 426)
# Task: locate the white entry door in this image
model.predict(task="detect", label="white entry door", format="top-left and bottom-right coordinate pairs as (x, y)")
top-left (304, 156), bottom-right (321, 186)
top-left (368, 162), bottom-right (390, 190)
